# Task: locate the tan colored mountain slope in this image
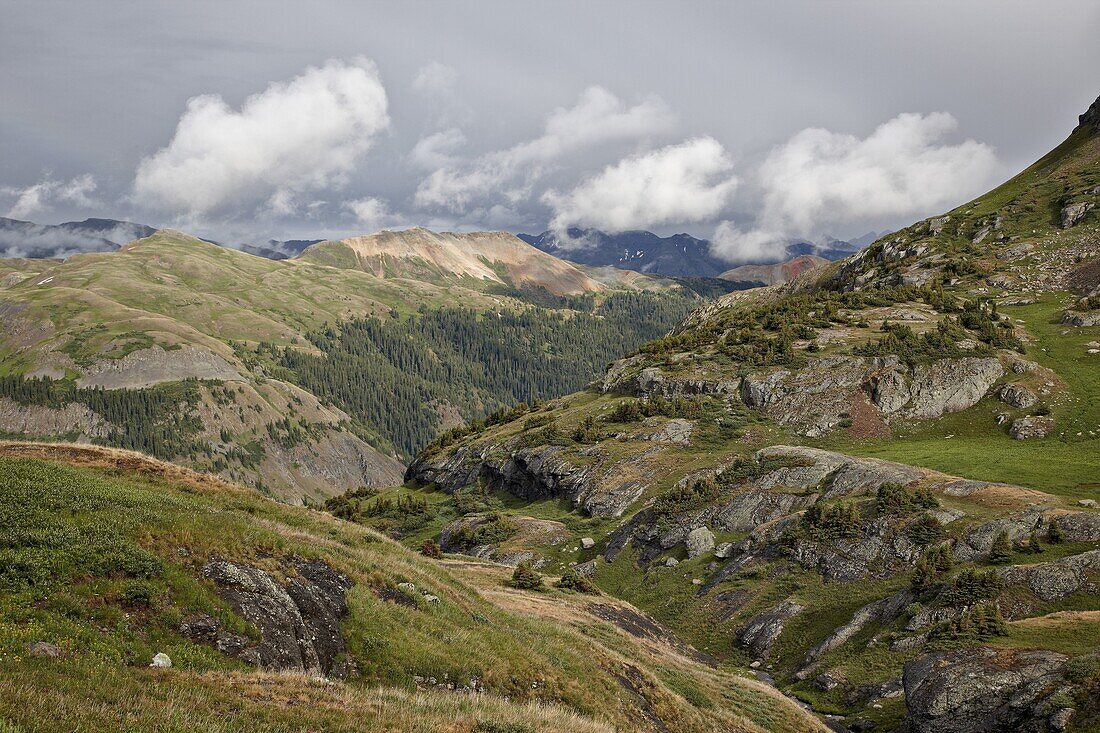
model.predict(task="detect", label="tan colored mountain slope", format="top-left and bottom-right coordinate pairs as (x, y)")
top-left (719, 254), bottom-right (828, 286)
top-left (301, 227), bottom-right (610, 295)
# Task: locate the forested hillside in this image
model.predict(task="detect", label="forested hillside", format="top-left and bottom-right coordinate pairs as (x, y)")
top-left (275, 291), bottom-right (697, 457)
top-left (0, 228), bottom-right (707, 500)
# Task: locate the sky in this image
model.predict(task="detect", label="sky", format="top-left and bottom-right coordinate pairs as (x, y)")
top-left (1, 0), bottom-right (1098, 261)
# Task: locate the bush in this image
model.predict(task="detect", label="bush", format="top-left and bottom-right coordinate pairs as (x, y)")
top-left (788, 501), bottom-right (861, 542)
top-left (930, 603), bottom-right (1008, 641)
top-left (555, 567), bottom-right (595, 593)
top-left (907, 513), bottom-right (947, 545)
top-left (420, 539), bottom-right (443, 559)
top-left (911, 544), bottom-right (954, 596)
top-left (938, 568), bottom-right (1003, 606)
top-left (119, 579), bottom-right (158, 607)
top-left (508, 561), bottom-right (543, 591)
top-left (988, 530), bottom-right (1014, 564)
top-left (876, 482), bottom-right (940, 515)
top-left (1046, 520), bottom-right (1065, 544)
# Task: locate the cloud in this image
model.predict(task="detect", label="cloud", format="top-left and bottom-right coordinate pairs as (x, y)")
top-left (543, 137), bottom-right (738, 239)
top-left (408, 128), bottom-right (467, 170)
top-left (710, 112), bottom-right (1000, 263)
top-left (413, 86), bottom-right (675, 214)
top-left (2, 174), bottom-right (98, 219)
top-left (344, 196), bottom-right (392, 231)
top-left (132, 57), bottom-right (389, 218)
top-left (412, 61), bottom-right (458, 96)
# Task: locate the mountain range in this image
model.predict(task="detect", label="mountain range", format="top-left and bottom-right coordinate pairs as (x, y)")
top-left (519, 227), bottom-right (864, 278)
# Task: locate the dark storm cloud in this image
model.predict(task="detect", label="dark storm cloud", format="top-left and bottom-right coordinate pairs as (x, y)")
top-left (0, 0), bottom-right (1097, 258)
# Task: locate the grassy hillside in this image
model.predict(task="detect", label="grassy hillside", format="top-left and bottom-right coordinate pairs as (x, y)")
top-left (0, 442), bottom-right (818, 733)
top-left (385, 103), bottom-right (1100, 731)
top-left (0, 229), bottom-right (703, 501)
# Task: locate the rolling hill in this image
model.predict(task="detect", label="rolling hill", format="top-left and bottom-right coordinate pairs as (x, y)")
top-left (0, 441), bottom-right (820, 733)
top-left (0, 227), bottom-right (703, 502)
top-left (382, 94), bottom-right (1100, 732)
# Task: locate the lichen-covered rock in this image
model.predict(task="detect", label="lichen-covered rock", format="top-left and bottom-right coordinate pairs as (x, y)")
top-left (903, 647), bottom-right (1070, 733)
top-left (738, 601), bottom-right (805, 659)
top-left (202, 557), bottom-right (353, 677)
top-left (999, 383), bottom-right (1038, 409)
top-left (1011, 415), bottom-right (1055, 440)
top-left (1062, 310), bottom-right (1100, 327)
top-left (998, 550), bottom-right (1100, 603)
top-left (1060, 201), bottom-right (1094, 229)
top-left (685, 527), bottom-right (715, 558)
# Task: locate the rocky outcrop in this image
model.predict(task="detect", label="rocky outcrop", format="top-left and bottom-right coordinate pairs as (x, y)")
top-left (409, 443), bottom-right (648, 518)
top-left (201, 557), bottom-right (353, 677)
top-left (599, 363), bottom-right (740, 400)
top-left (999, 550), bottom-right (1100, 604)
top-left (1060, 201), bottom-right (1094, 229)
top-left (438, 515), bottom-right (566, 566)
top-left (956, 510), bottom-right (1100, 562)
top-left (739, 601), bottom-right (804, 659)
top-left (1062, 310), bottom-right (1100, 327)
top-left (903, 647), bottom-right (1072, 733)
top-left (797, 590), bottom-right (912, 676)
top-left (0, 397), bottom-right (107, 440)
top-left (740, 355), bottom-right (1002, 437)
top-left (76, 345), bottom-right (241, 389)
top-left (1010, 415), bottom-right (1055, 440)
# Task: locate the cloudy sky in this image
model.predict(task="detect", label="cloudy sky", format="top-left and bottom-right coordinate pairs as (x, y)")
top-left (1, 0), bottom-right (1097, 260)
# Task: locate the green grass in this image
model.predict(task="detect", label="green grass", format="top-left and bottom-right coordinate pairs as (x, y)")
top-left (0, 448), bottom-right (815, 733)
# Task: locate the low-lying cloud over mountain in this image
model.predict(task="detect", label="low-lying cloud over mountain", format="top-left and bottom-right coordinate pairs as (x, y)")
top-left (0, 217), bottom-right (155, 259)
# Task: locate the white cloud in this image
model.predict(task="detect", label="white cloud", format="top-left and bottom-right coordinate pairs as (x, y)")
top-left (408, 128), bottom-right (467, 170)
top-left (413, 86), bottom-right (675, 213)
top-left (543, 137), bottom-right (738, 238)
top-left (710, 112), bottom-right (1000, 263)
top-left (344, 196), bottom-right (392, 231)
top-left (132, 57), bottom-right (389, 218)
top-left (3, 174), bottom-right (98, 219)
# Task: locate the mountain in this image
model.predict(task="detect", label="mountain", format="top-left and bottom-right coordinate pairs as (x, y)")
top-left (238, 238), bottom-right (321, 260)
top-left (300, 227), bottom-right (643, 295)
top-left (520, 227), bottom-right (863, 278)
top-left (0, 441), bottom-right (819, 733)
top-left (390, 94), bottom-right (1100, 732)
top-left (519, 228), bottom-right (731, 278)
top-left (719, 254), bottom-right (828, 287)
top-left (0, 227), bottom-right (703, 502)
top-left (0, 216), bottom-right (155, 258)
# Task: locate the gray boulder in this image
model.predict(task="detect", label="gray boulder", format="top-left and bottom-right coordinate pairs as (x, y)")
top-left (1011, 415), bottom-right (1055, 440)
top-left (202, 557), bottom-right (353, 677)
top-left (685, 526), bottom-right (715, 558)
top-left (999, 383), bottom-right (1038, 409)
top-left (738, 600), bottom-right (804, 659)
top-left (903, 647), bottom-right (1070, 733)
top-left (999, 550), bottom-right (1100, 603)
top-left (1060, 201), bottom-right (1094, 229)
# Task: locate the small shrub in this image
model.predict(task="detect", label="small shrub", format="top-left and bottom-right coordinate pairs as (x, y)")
top-left (930, 603), bottom-right (1008, 641)
top-left (555, 567), bottom-right (595, 593)
top-left (1045, 520), bottom-right (1065, 544)
top-left (420, 539), bottom-right (443, 559)
top-left (119, 579), bottom-right (158, 607)
top-left (938, 568), bottom-right (1003, 606)
top-left (907, 513), bottom-right (947, 546)
top-left (988, 530), bottom-right (1014, 564)
top-left (508, 561), bottom-right (543, 591)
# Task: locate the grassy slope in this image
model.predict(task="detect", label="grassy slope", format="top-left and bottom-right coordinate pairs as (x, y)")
top-left (372, 118), bottom-right (1100, 730)
top-left (0, 443), bottom-right (818, 733)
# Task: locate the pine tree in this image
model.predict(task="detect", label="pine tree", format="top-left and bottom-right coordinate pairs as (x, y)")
top-left (988, 530), bottom-right (1014, 564)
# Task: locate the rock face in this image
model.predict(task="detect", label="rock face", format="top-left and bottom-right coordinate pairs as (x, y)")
top-left (739, 601), bottom-right (804, 659)
top-left (740, 355), bottom-right (1003, 437)
top-left (1062, 310), bottom-right (1100, 327)
top-left (999, 550), bottom-right (1100, 603)
top-left (409, 443), bottom-right (648, 518)
top-left (903, 647), bottom-right (1071, 733)
top-left (201, 558), bottom-right (353, 677)
top-left (1060, 201), bottom-right (1094, 229)
top-left (0, 397), bottom-right (107, 440)
top-left (75, 345), bottom-right (242, 389)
